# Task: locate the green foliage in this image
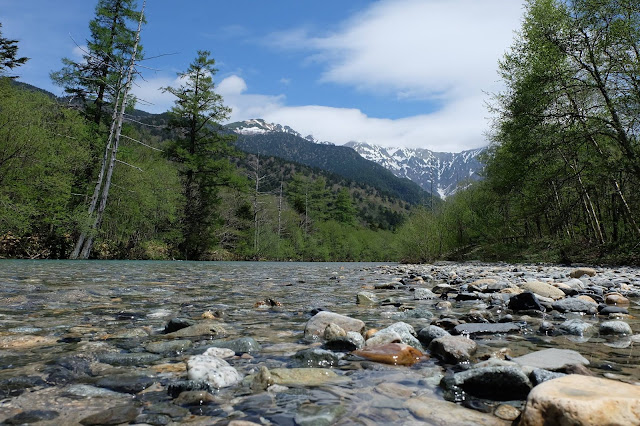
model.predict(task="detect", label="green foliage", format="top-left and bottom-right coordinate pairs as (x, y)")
top-left (0, 23), bottom-right (28, 76)
top-left (51, 0), bottom-right (144, 125)
top-left (0, 78), bottom-right (90, 257)
top-left (164, 50), bottom-right (238, 259)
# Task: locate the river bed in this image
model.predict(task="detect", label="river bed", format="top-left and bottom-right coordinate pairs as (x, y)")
top-left (0, 260), bottom-right (639, 425)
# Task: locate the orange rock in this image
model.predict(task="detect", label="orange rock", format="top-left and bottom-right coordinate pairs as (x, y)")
top-left (364, 329), bottom-right (378, 340)
top-left (605, 293), bottom-right (630, 305)
top-left (577, 295), bottom-right (597, 304)
top-left (353, 343), bottom-right (426, 366)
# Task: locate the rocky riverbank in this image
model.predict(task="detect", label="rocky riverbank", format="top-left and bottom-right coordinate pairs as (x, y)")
top-left (0, 261), bottom-right (639, 425)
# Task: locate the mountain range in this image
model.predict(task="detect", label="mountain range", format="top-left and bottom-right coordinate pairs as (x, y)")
top-left (228, 119), bottom-right (485, 199)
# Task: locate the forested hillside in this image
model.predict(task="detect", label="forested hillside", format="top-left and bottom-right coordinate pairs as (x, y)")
top-left (394, 0), bottom-right (640, 265)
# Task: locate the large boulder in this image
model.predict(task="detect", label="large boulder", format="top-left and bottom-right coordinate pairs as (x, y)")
top-left (520, 375), bottom-right (640, 426)
top-left (304, 312), bottom-right (365, 340)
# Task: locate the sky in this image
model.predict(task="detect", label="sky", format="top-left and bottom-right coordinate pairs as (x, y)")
top-left (1, 0), bottom-right (525, 152)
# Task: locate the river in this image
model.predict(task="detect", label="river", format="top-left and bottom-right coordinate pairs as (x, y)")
top-left (1, 260), bottom-right (639, 424)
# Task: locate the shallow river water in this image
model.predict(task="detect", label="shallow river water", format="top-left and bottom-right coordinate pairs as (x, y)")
top-left (1, 260), bottom-right (639, 425)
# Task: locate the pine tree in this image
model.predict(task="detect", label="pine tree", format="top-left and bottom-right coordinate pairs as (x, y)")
top-left (164, 50), bottom-right (237, 259)
top-left (0, 22), bottom-right (28, 76)
top-left (51, 0), bottom-right (144, 126)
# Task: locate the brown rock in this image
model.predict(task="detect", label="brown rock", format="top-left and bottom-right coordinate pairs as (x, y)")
top-left (494, 404), bottom-right (520, 421)
top-left (364, 328), bottom-right (378, 340)
top-left (520, 375), bottom-right (640, 426)
top-left (0, 334), bottom-right (58, 350)
top-left (605, 293), bottom-right (630, 306)
top-left (353, 343), bottom-right (425, 366)
top-left (577, 295), bottom-right (597, 304)
top-left (570, 267), bottom-right (597, 278)
top-left (520, 281), bottom-right (565, 300)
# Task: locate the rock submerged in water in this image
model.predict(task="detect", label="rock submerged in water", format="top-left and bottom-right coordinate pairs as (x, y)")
top-left (443, 365), bottom-right (532, 401)
top-left (304, 311), bottom-right (365, 340)
top-left (353, 343), bottom-right (425, 366)
top-left (165, 320), bottom-right (227, 338)
top-left (512, 348), bottom-right (589, 371)
top-left (364, 322), bottom-right (424, 351)
top-left (404, 395), bottom-right (508, 425)
top-left (520, 374), bottom-right (640, 426)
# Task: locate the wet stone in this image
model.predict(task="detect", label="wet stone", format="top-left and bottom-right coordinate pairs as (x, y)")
top-left (292, 348), bottom-right (341, 368)
top-left (295, 403), bottom-right (346, 426)
top-left (97, 351), bottom-right (161, 366)
top-left (135, 413), bottom-right (171, 425)
top-left (79, 404), bottom-right (140, 425)
top-left (512, 348), bottom-right (590, 371)
top-left (304, 311), bottom-right (365, 340)
top-left (95, 373), bottom-right (156, 394)
top-left (164, 318), bottom-right (195, 334)
top-left (3, 410), bottom-right (59, 424)
top-left (0, 376), bottom-right (47, 398)
top-left (444, 365), bottom-right (532, 401)
top-left (167, 380), bottom-right (212, 398)
top-left (599, 305), bottom-right (629, 315)
top-left (508, 291), bottom-right (545, 312)
top-left (553, 297), bottom-right (597, 313)
top-left (417, 325), bottom-right (450, 346)
top-left (428, 335), bottom-right (477, 364)
top-left (599, 320), bottom-right (632, 335)
top-left (453, 322), bottom-right (521, 336)
top-left (529, 368), bottom-right (565, 386)
top-left (144, 339), bottom-right (192, 354)
top-left (356, 291), bottom-right (378, 305)
top-left (203, 337), bottom-right (262, 354)
top-left (559, 319), bottom-right (594, 336)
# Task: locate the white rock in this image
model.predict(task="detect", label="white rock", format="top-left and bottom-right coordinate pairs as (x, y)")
top-left (187, 352), bottom-right (242, 388)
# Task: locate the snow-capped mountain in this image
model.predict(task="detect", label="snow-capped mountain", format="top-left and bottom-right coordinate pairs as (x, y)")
top-left (228, 119), bottom-right (333, 145)
top-left (345, 142), bottom-right (485, 198)
top-left (227, 119), bottom-right (485, 199)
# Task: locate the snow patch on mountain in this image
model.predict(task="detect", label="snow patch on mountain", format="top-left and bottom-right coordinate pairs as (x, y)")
top-left (229, 119), bottom-right (333, 145)
top-left (345, 142), bottom-right (485, 199)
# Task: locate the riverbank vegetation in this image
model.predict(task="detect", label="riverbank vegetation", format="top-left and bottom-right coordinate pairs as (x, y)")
top-left (1, 0), bottom-right (639, 264)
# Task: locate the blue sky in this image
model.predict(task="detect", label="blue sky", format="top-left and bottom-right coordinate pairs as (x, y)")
top-left (1, 0), bottom-right (525, 151)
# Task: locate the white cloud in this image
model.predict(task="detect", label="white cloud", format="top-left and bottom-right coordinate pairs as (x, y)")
top-left (132, 0), bottom-right (525, 151)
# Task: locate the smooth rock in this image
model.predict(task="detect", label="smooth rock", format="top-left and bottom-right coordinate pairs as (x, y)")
top-left (520, 374), bottom-right (640, 426)
top-left (553, 297), bottom-right (597, 313)
top-left (508, 292), bottom-right (545, 312)
top-left (0, 334), bottom-right (58, 349)
top-left (4, 410), bottom-right (59, 425)
top-left (164, 318), bottom-right (195, 334)
top-left (97, 352), bottom-right (161, 366)
top-left (187, 348), bottom-right (242, 388)
top-left (204, 337), bottom-right (262, 354)
top-left (570, 267), bottom-right (597, 278)
top-left (323, 323), bottom-right (346, 340)
top-left (520, 281), bottom-right (565, 300)
top-left (356, 291), bottom-right (378, 306)
top-left (599, 305), bottom-right (629, 315)
top-left (365, 322), bottom-right (424, 351)
top-left (428, 335), bottom-right (477, 364)
top-left (79, 404), bottom-right (140, 425)
top-left (445, 365), bottom-right (532, 400)
top-left (529, 368), bottom-right (566, 386)
top-left (144, 339), bottom-right (192, 354)
top-left (167, 380), bottom-right (212, 398)
top-left (292, 348), bottom-right (340, 368)
top-left (325, 331), bottom-right (364, 351)
top-left (417, 325), bottom-right (450, 346)
top-left (559, 319), bottom-right (594, 336)
top-left (295, 403), bottom-right (346, 426)
top-left (353, 343), bottom-right (425, 366)
top-left (453, 323), bottom-right (520, 336)
top-left (605, 293), bottom-right (630, 305)
top-left (512, 348), bottom-right (590, 371)
top-left (405, 395), bottom-right (507, 425)
top-left (252, 366), bottom-right (347, 388)
top-left (304, 311), bottom-right (365, 340)
top-left (494, 404), bottom-right (520, 421)
top-left (599, 320), bottom-right (632, 335)
top-left (165, 320), bottom-right (226, 338)
top-left (95, 374), bottom-right (155, 394)
top-left (64, 384), bottom-right (130, 399)
top-left (414, 288), bottom-right (438, 300)
top-left (173, 390), bottom-right (217, 405)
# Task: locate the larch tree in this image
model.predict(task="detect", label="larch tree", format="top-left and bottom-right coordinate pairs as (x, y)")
top-left (164, 50), bottom-right (237, 260)
top-left (51, 0), bottom-right (144, 126)
top-left (0, 22), bottom-right (28, 76)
